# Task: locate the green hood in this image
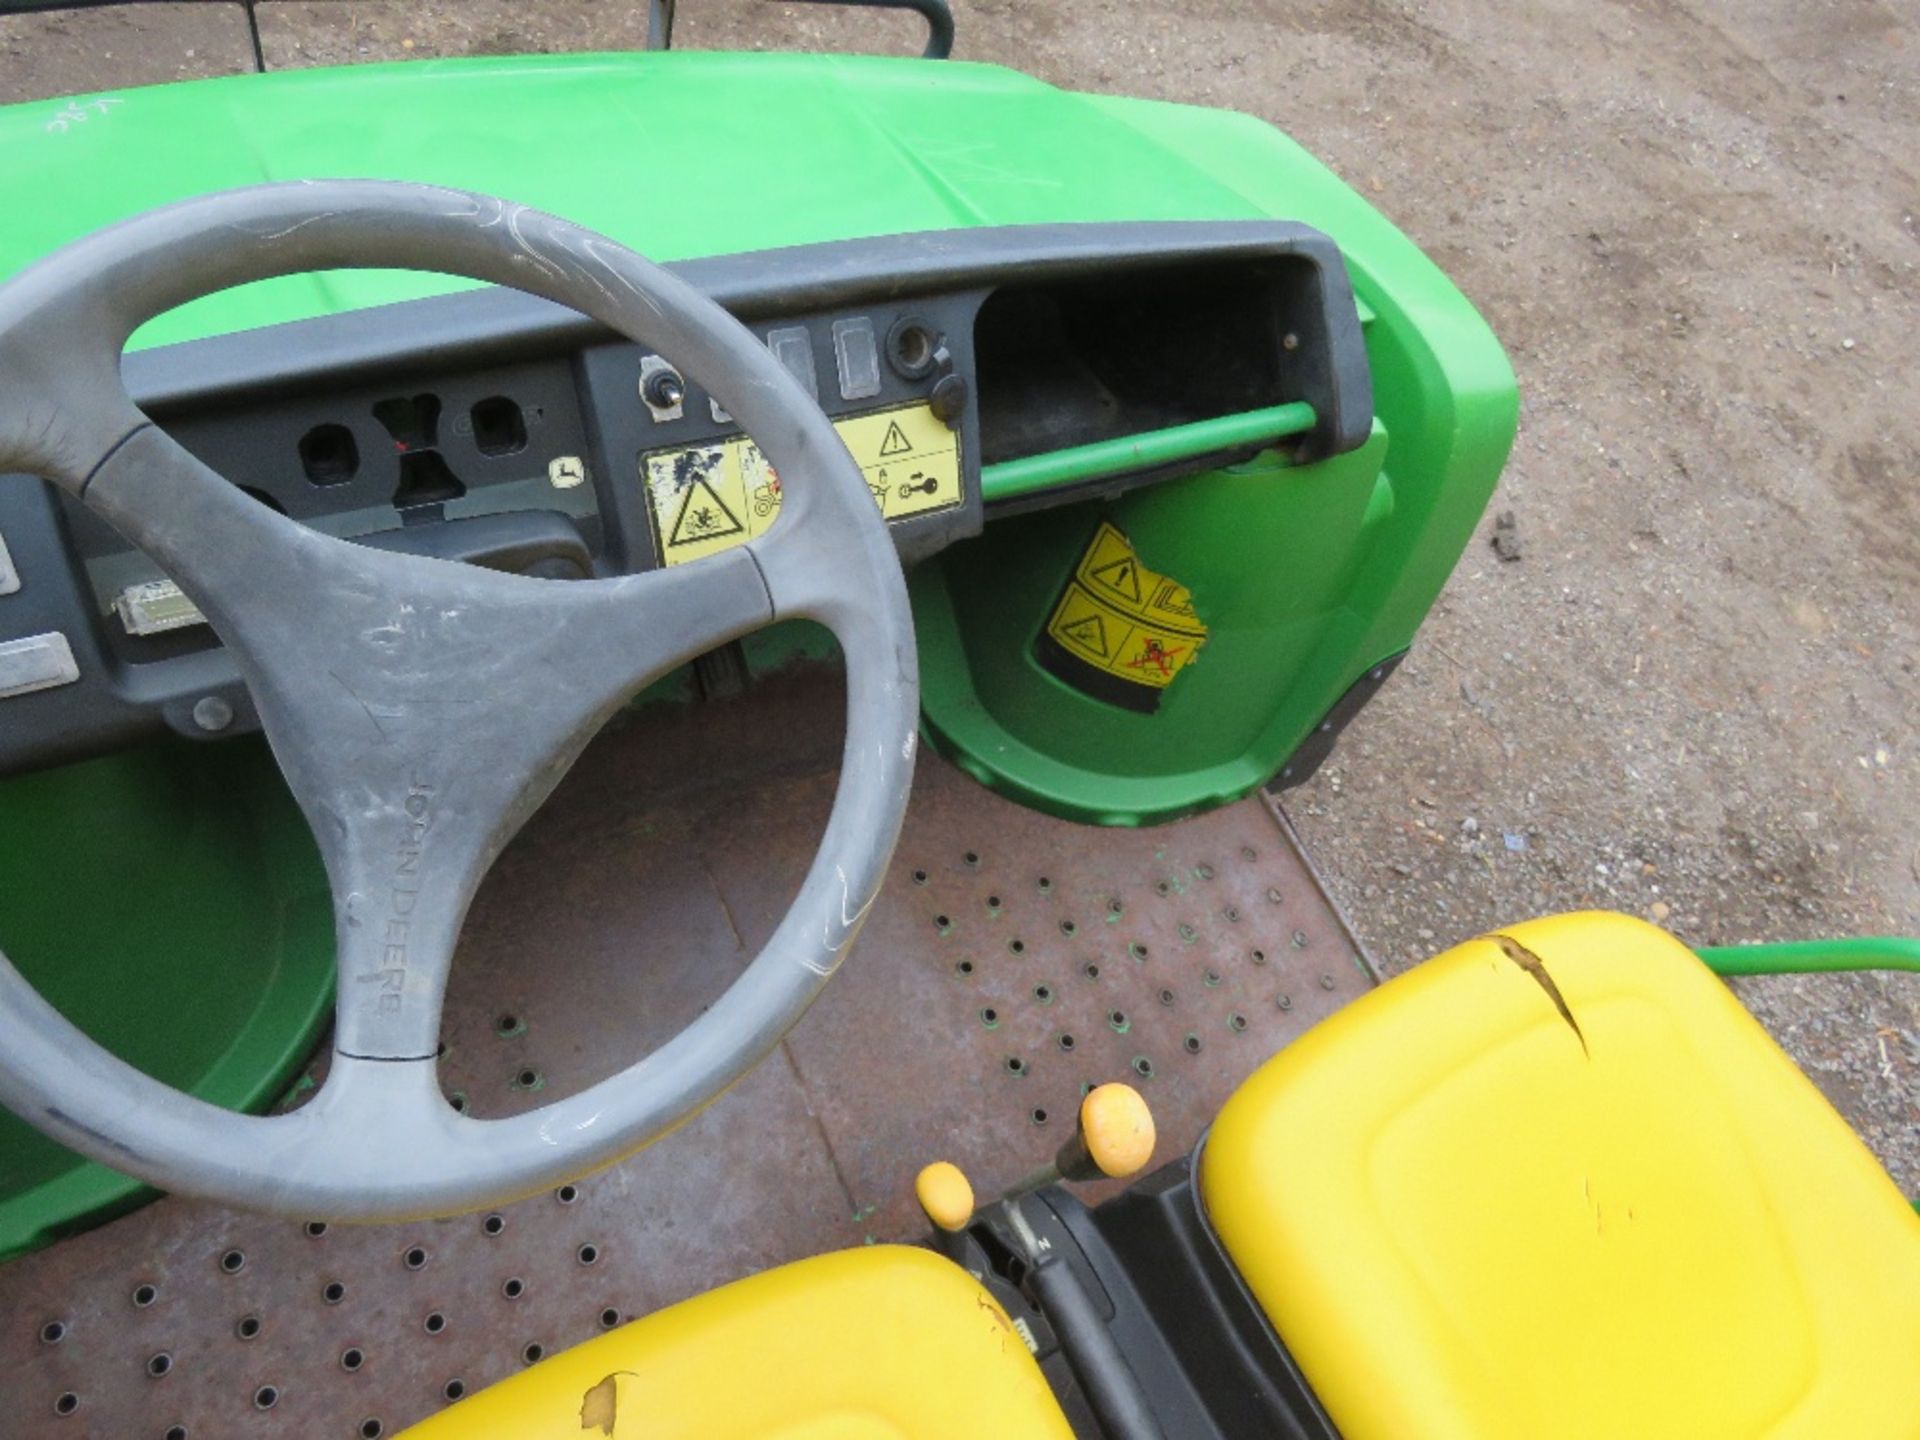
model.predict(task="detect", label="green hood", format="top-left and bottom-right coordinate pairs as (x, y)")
top-left (1, 50), bottom-right (1441, 349)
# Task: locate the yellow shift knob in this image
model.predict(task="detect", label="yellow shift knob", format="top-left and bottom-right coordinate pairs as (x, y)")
top-left (1078, 1083), bottom-right (1156, 1179)
top-left (914, 1160), bottom-right (975, 1232)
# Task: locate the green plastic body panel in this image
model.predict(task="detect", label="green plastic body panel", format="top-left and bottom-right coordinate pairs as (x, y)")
top-left (0, 742), bottom-right (332, 1260)
top-left (0, 51), bottom-right (1515, 1247)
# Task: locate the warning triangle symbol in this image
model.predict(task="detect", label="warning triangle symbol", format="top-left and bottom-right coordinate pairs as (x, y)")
top-left (1060, 612), bottom-right (1110, 658)
top-left (1089, 556), bottom-right (1143, 606)
top-left (878, 421), bottom-right (914, 458)
top-left (667, 477), bottom-right (745, 547)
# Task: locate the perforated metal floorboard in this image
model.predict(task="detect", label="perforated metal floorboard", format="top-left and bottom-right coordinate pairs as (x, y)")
top-left (0, 669), bottom-right (1374, 1439)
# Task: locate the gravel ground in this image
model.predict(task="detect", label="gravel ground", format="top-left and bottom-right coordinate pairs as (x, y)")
top-left (2, 0), bottom-right (1914, 1192)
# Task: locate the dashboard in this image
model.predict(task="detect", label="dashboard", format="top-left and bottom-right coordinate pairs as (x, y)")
top-left (0, 221), bottom-right (1371, 775)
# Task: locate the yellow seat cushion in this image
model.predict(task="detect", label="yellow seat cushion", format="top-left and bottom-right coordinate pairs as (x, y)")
top-left (399, 1245), bottom-right (1072, 1439)
top-left (1201, 912), bottom-right (1920, 1440)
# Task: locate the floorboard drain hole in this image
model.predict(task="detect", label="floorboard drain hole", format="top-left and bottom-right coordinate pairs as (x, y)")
top-left (1057, 1033), bottom-right (1076, 1052)
top-left (482, 1213), bottom-right (506, 1237)
top-left (341, 1347), bottom-right (365, 1372)
top-left (133, 1282), bottom-right (158, 1307)
top-left (955, 959), bottom-right (975, 976)
top-left (443, 1380), bottom-right (466, 1402)
top-left (979, 1007), bottom-right (999, 1028)
top-left (219, 1249), bottom-right (245, 1274)
top-left (1109, 1010), bottom-right (1130, 1033)
top-left (146, 1352), bottom-right (173, 1378)
top-left (1033, 984), bottom-right (1052, 1003)
top-left (304, 1221), bottom-right (328, 1239)
top-left (966, 852), bottom-right (981, 868)
top-left (1005, 1056), bottom-right (1027, 1076)
top-left (253, 1386), bottom-right (279, 1411)
top-left (577, 1243), bottom-right (600, 1266)
top-left (1229, 1012), bottom-right (1249, 1032)
top-left (449, 1092), bottom-right (469, 1114)
top-left (1083, 962), bottom-right (1101, 979)
top-left (556, 1184), bottom-right (580, 1205)
top-left (424, 1311), bottom-right (447, 1334)
top-left (934, 914), bottom-right (951, 931)
top-left (1030, 1107), bottom-right (1049, 1125)
top-left (1008, 939), bottom-right (1025, 955)
top-left (512, 1068), bottom-right (544, 1091)
top-left (1205, 969), bottom-right (1222, 987)
top-left (1129, 942), bottom-right (1148, 960)
top-left (1184, 1034), bottom-right (1202, 1054)
top-left (1159, 988), bottom-right (1176, 1006)
top-left (502, 1277), bottom-right (526, 1300)
top-left (600, 1308), bottom-right (622, 1329)
top-left (1132, 1056), bottom-right (1155, 1079)
top-left (1037, 876), bottom-right (1051, 893)
top-left (166, 1427), bottom-right (187, 1440)
top-left (235, 1315), bottom-right (261, 1340)
top-left (1251, 948), bottom-right (1267, 965)
top-left (1059, 919), bottom-right (1077, 936)
top-left (522, 1342), bottom-right (544, 1366)
top-left (495, 1014), bottom-right (524, 1037)
top-left (360, 1420), bottom-right (384, 1439)
top-left (911, 869), bottom-right (927, 884)
top-left (39, 1320), bottom-right (65, 1345)
top-left (323, 1281), bottom-right (346, 1304)
top-left (54, 1393), bottom-right (78, 1417)
top-left (403, 1246), bottom-right (429, 1270)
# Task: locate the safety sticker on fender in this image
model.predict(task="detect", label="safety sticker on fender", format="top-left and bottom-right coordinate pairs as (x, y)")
top-left (1036, 522), bottom-right (1207, 713)
top-left (641, 402), bottom-right (962, 567)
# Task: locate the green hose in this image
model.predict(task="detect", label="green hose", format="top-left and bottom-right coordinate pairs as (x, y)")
top-left (1694, 936), bottom-right (1920, 977)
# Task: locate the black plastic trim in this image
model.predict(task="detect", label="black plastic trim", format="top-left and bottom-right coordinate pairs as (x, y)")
top-left (1078, 1156), bottom-right (1344, 1439)
top-left (2, 220), bottom-right (1369, 778)
top-left (1266, 648), bottom-right (1408, 793)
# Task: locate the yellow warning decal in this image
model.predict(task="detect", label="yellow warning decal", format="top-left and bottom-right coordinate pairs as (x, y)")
top-left (642, 402), bottom-right (961, 566)
top-left (1043, 522), bottom-right (1207, 692)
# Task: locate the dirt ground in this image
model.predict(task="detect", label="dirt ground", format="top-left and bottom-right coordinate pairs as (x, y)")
top-left (2, 1), bottom-right (1914, 1191)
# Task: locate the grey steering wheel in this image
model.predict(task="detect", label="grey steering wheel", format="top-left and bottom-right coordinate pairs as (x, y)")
top-left (0, 182), bottom-right (918, 1221)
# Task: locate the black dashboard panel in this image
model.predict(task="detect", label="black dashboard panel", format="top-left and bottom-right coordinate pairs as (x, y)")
top-left (0, 221), bottom-right (1369, 775)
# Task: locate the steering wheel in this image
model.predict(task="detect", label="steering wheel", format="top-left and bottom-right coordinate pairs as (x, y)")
top-left (0, 182), bottom-right (918, 1221)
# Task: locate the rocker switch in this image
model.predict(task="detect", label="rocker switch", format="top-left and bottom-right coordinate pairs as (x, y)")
top-left (0, 631), bottom-right (79, 700)
top-left (766, 326), bottom-right (819, 400)
top-left (832, 317), bottom-right (882, 401)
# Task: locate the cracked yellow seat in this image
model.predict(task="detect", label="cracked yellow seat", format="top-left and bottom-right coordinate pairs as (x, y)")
top-left (1202, 911), bottom-right (1920, 1440)
top-left (398, 1245), bottom-right (1071, 1439)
